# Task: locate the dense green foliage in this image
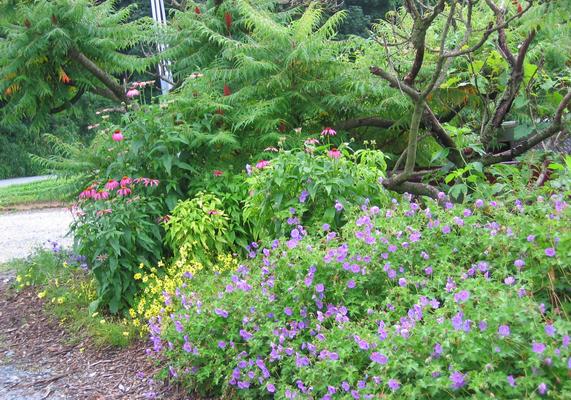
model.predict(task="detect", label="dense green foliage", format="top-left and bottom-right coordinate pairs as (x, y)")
top-left (244, 144), bottom-right (388, 239)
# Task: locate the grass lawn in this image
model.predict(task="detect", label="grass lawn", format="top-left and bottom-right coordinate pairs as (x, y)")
top-left (0, 178), bottom-right (73, 210)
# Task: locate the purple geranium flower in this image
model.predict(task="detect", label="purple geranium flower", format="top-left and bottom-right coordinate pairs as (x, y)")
top-left (387, 379), bottom-right (400, 391)
top-left (370, 352), bottom-right (388, 365)
top-left (449, 371), bottom-right (466, 390)
top-left (544, 248), bottom-right (556, 257)
top-left (498, 325), bottom-right (510, 337)
top-left (532, 342), bottom-right (546, 354)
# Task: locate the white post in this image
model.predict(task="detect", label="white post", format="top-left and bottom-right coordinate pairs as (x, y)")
top-left (150, 0), bottom-right (173, 95)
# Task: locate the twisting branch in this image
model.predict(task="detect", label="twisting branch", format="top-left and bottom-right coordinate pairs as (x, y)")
top-left (482, 90), bottom-right (571, 165)
top-left (68, 48), bottom-right (128, 103)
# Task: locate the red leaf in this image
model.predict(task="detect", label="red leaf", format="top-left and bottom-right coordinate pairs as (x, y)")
top-left (224, 12), bottom-right (232, 31)
top-left (194, 6), bottom-right (201, 14)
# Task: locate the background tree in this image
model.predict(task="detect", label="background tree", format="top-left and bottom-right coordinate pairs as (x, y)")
top-left (359, 0), bottom-right (571, 198)
top-left (0, 0), bottom-right (153, 129)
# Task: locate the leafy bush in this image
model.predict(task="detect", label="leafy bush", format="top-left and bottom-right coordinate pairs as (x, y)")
top-left (244, 144), bottom-right (389, 239)
top-left (72, 176), bottom-right (165, 314)
top-left (151, 191), bottom-right (570, 398)
top-left (165, 192), bottom-right (232, 266)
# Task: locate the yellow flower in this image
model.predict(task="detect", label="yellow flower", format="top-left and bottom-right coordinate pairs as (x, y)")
top-left (37, 291), bottom-right (47, 299)
top-left (134, 273), bottom-right (142, 280)
top-left (100, 319), bottom-right (106, 324)
top-left (129, 308), bottom-right (136, 318)
top-left (63, 261), bottom-right (68, 268)
top-left (142, 276), bottom-right (148, 283)
top-left (92, 312), bottom-right (99, 318)
top-left (122, 331), bottom-right (129, 337)
top-left (57, 297), bottom-right (65, 304)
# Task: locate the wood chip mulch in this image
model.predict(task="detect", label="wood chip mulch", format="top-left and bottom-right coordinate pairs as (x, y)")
top-left (0, 277), bottom-right (192, 400)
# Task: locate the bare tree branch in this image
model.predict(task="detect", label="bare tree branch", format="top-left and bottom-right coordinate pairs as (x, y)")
top-left (482, 90), bottom-right (571, 165)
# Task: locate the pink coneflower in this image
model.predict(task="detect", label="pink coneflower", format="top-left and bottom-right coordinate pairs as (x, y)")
top-left (213, 170), bottom-right (224, 177)
top-left (112, 130), bottom-right (124, 142)
top-left (126, 89), bottom-right (140, 98)
top-left (208, 210), bottom-right (220, 215)
top-left (93, 190), bottom-right (110, 200)
top-left (256, 160), bottom-right (270, 169)
top-left (144, 178), bottom-right (160, 187)
top-left (328, 148), bottom-right (341, 159)
top-left (105, 179), bottom-right (119, 191)
top-left (304, 138), bottom-right (319, 146)
top-left (117, 186), bottom-right (131, 197)
top-left (264, 147), bottom-right (278, 152)
top-left (79, 187), bottom-right (95, 199)
top-left (120, 176), bottom-right (132, 186)
top-left (321, 127), bottom-right (336, 136)
top-left (96, 208), bottom-right (112, 216)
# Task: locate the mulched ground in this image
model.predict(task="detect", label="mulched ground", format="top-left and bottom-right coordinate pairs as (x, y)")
top-left (0, 276), bottom-right (190, 400)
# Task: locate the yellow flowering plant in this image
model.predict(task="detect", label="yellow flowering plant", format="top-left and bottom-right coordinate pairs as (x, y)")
top-left (129, 248), bottom-right (238, 331)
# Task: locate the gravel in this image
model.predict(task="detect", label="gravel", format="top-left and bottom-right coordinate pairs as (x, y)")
top-left (0, 208), bottom-right (74, 264)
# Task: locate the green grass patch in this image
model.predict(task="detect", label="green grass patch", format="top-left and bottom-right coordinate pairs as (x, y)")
top-left (0, 178), bottom-right (73, 209)
top-left (5, 249), bottom-right (139, 347)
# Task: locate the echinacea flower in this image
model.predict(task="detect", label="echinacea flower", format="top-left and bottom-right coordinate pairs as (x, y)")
top-left (321, 127), bottom-right (337, 136)
top-left (112, 130), bottom-right (124, 142)
top-left (117, 186), bottom-right (131, 197)
top-left (328, 148), bottom-right (341, 159)
top-left (126, 88), bottom-right (140, 98)
top-left (120, 176), bottom-right (132, 186)
top-left (105, 179), bottom-right (119, 190)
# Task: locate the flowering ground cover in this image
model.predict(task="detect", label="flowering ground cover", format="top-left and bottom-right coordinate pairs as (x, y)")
top-left (150, 193), bottom-right (570, 399)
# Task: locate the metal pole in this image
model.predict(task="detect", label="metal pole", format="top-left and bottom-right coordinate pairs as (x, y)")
top-left (150, 0), bottom-right (173, 95)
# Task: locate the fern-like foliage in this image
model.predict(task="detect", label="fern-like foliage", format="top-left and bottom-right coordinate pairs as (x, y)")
top-left (163, 0), bottom-right (403, 155)
top-left (0, 0), bottom-right (154, 129)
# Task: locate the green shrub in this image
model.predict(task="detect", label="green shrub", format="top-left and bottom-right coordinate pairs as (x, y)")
top-left (244, 144), bottom-right (389, 239)
top-left (72, 177), bottom-right (165, 314)
top-left (165, 192), bottom-right (232, 266)
top-left (151, 190), bottom-right (570, 399)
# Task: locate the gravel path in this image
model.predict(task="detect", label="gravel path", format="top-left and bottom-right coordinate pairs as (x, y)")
top-left (0, 208), bottom-right (73, 264)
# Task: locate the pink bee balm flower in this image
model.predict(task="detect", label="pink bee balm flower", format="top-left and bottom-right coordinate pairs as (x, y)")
top-left (256, 160), bottom-right (270, 169)
top-left (112, 130), bottom-right (124, 142)
top-left (105, 179), bottom-right (119, 191)
top-left (120, 176), bottom-right (132, 186)
top-left (117, 186), bottom-right (132, 197)
top-left (126, 88), bottom-right (140, 98)
top-left (213, 170), bottom-right (224, 177)
top-left (321, 127), bottom-right (337, 136)
top-left (328, 148), bottom-right (341, 159)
